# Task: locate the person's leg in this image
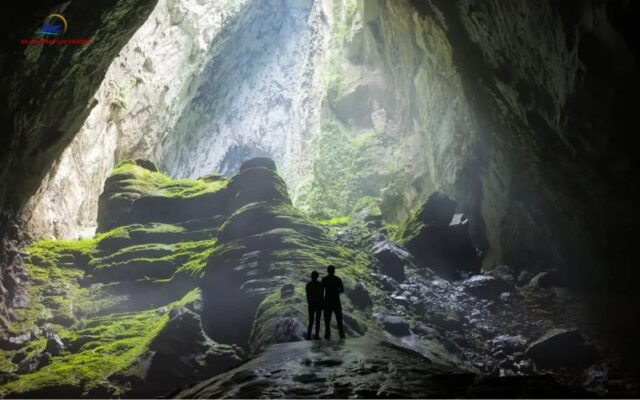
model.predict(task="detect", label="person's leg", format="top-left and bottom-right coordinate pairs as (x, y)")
top-left (314, 306), bottom-right (322, 339)
top-left (335, 306), bottom-right (345, 339)
top-left (324, 306), bottom-right (332, 339)
top-left (307, 305), bottom-right (313, 340)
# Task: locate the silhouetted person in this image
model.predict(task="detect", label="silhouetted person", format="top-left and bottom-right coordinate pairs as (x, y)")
top-left (322, 265), bottom-right (345, 339)
top-left (305, 271), bottom-right (323, 340)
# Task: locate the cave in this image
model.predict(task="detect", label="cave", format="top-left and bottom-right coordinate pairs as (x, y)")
top-left (0, 0), bottom-right (639, 398)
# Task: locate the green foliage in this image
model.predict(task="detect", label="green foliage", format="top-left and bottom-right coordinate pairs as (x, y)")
top-left (296, 121), bottom-right (388, 217)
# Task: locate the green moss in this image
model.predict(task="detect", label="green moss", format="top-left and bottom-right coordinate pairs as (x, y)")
top-left (107, 160), bottom-right (228, 201)
top-left (1, 290), bottom-right (202, 397)
top-left (318, 216), bottom-right (351, 226)
top-left (3, 310), bottom-right (167, 396)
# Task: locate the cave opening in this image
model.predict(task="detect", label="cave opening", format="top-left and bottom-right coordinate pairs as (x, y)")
top-left (1, 0), bottom-right (639, 398)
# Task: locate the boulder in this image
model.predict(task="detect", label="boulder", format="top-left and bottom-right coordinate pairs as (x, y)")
top-left (398, 193), bottom-right (480, 279)
top-left (17, 352), bottom-right (51, 374)
top-left (528, 271), bottom-right (560, 289)
top-left (346, 283), bottom-right (373, 310)
top-left (44, 332), bottom-right (65, 356)
top-left (382, 315), bottom-right (411, 337)
top-left (525, 329), bottom-right (598, 370)
top-left (487, 265), bottom-right (516, 283)
top-left (462, 275), bottom-right (515, 301)
top-left (372, 237), bottom-right (411, 282)
top-left (0, 331), bottom-right (32, 350)
top-left (113, 307), bottom-right (241, 397)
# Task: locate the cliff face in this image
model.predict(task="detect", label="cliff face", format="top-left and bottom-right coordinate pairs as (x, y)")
top-left (0, 0), bottom-right (159, 330)
top-left (297, 0), bottom-right (640, 292)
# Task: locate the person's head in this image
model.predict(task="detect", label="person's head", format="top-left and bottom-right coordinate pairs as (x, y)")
top-left (311, 271), bottom-right (319, 281)
top-left (327, 265), bottom-right (335, 275)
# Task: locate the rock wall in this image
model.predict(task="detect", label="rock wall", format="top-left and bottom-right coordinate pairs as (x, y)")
top-left (158, 0), bottom-right (331, 189)
top-left (20, 0), bottom-right (249, 239)
top-left (0, 0), bottom-right (159, 328)
top-left (299, 0), bottom-right (640, 292)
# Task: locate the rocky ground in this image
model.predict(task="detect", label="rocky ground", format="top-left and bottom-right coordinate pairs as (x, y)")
top-left (0, 158), bottom-right (638, 398)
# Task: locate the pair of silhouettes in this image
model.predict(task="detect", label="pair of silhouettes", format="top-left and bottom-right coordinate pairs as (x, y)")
top-left (305, 265), bottom-right (345, 340)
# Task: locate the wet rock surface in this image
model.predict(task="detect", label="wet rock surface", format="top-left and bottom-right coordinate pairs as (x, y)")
top-left (178, 338), bottom-right (584, 399)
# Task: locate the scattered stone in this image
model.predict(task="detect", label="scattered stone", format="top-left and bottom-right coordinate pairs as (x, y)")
top-left (528, 271), bottom-right (559, 289)
top-left (430, 310), bottom-right (463, 330)
top-left (373, 273), bottom-right (399, 292)
top-left (0, 331), bottom-right (32, 350)
top-left (462, 275), bottom-right (515, 300)
top-left (491, 335), bottom-right (527, 353)
top-left (526, 329), bottom-right (598, 370)
top-left (517, 270), bottom-right (534, 285)
top-left (487, 265), bottom-right (516, 283)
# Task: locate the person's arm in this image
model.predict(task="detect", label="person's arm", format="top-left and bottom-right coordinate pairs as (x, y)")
top-left (338, 277), bottom-right (344, 294)
top-left (305, 283), bottom-right (310, 303)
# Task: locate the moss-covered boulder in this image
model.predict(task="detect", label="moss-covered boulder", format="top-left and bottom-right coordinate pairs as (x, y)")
top-left (97, 160), bottom-right (230, 232)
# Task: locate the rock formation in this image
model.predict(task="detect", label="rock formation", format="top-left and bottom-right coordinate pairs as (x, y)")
top-left (1, 158), bottom-right (637, 397)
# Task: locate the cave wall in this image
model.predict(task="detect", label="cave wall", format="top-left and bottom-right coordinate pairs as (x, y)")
top-left (19, 0), bottom-right (250, 239)
top-left (335, 0), bottom-right (639, 291)
top-left (0, 0), bottom-right (159, 327)
top-left (294, 0), bottom-right (639, 291)
top-left (158, 0), bottom-right (331, 189)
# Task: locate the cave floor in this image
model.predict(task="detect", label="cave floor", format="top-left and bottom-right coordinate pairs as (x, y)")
top-left (177, 337), bottom-right (585, 398)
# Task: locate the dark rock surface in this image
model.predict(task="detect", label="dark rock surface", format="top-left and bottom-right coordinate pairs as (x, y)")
top-left (177, 338), bottom-right (584, 399)
top-left (526, 329), bottom-right (599, 370)
top-left (111, 307), bottom-right (241, 398)
top-left (371, 236), bottom-right (410, 282)
top-left (398, 193), bottom-right (481, 279)
top-left (462, 275), bottom-right (515, 301)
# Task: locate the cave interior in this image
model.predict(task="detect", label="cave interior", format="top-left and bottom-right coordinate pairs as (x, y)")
top-left (0, 0), bottom-right (639, 398)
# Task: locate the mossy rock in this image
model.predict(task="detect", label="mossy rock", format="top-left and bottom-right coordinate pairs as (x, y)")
top-left (226, 166), bottom-right (291, 211)
top-left (97, 161), bottom-right (230, 232)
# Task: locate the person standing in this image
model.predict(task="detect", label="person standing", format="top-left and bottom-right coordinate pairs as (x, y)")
top-left (305, 271), bottom-right (323, 340)
top-left (322, 265), bottom-right (345, 339)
